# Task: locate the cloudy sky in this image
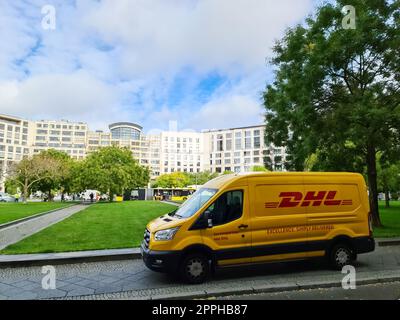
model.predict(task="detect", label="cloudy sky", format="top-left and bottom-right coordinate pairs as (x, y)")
top-left (0, 0), bottom-right (322, 132)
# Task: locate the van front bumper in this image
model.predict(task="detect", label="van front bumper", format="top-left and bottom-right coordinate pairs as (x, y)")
top-left (140, 242), bottom-right (181, 273)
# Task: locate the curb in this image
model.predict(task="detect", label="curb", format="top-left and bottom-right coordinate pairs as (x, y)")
top-left (377, 238), bottom-right (400, 247)
top-left (60, 272), bottom-right (400, 300)
top-left (1, 238), bottom-right (399, 267)
top-left (0, 248), bottom-right (141, 267)
top-left (0, 203), bottom-right (78, 230)
top-left (156, 275), bottom-right (400, 300)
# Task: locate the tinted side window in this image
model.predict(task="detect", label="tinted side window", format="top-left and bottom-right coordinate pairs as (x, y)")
top-left (207, 190), bottom-right (243, 226)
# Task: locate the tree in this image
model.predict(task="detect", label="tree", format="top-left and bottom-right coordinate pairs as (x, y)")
top-left (252, 165), bottom-right (269, 172)
top-left (78, 146), bottom-right (149, 201)
top-left (187, 171), bottom-right (219, 185)
top-left (263, 0), bottom-right (400, 226)
top-left (31, 149), bottom-right (74, 200)
top-left (377, 157), bottom-right (400, 208)
top-left (7, 153), bottom-right (65, 202)
top-left (154, 172), bottom-right (190, 188)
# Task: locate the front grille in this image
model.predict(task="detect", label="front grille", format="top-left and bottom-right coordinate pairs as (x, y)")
top-left (143, 228), bottom-right (150, 248)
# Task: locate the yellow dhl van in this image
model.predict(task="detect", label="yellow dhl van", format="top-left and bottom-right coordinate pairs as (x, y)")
top-left (141, 172), bottom-right (375, 283)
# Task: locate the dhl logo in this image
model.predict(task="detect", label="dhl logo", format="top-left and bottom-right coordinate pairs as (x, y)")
top-left (264, 191), bottom-right (353, 208)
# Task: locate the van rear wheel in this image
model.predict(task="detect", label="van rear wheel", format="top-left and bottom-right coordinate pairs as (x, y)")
top-left (329, 243), bottom-right (354, 270)
top-left (180, 253), bottom-right (209, 284)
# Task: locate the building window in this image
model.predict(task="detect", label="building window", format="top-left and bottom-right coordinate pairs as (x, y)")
top-left (254, 136), bottom-right (261, 148)
top-left (235, 138), bottom-right (242, 150)
top-left (245, 137), bottom-right (251, 149)
top-left (226, 139), bottom-right (232, 151)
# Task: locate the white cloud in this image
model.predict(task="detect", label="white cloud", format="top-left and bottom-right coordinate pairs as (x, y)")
top-left (0, 71), bottom-right (117, 122)
top-left (86, 0), bottom-right (313, 76)
top-left (186, 94), bottom-right (264, 131)
top-left (0, 0), bottom-right (315, 131)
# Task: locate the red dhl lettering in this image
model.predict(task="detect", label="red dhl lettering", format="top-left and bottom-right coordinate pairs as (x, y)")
top-left (264, 191), bottom-right (353, 208)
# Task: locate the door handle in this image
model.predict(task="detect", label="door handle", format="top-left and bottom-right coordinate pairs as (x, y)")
top-left (238, 224), bottom-right (248, 230)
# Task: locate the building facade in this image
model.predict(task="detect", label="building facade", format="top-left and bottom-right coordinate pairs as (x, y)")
top-left (0, 113), bottom-right (287, 191)
top-left (203, 125), bottom-right (286, 174)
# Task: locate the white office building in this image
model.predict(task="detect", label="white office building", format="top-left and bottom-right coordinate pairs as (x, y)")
top-left (203, 125), bottom-right (286, 174)
top-left (0, 113), bottom-right (287, 191)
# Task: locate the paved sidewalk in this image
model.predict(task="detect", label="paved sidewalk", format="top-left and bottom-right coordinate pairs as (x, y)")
top-left (160, 201), bottom-right (180, 206)
top-left (0, 205), bottom-right (87, 251)
top-left (0, 245), bottom-right (399, 300)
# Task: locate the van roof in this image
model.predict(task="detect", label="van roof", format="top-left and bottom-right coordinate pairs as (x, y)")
top-left (203, 171), bottom-right (363, 189)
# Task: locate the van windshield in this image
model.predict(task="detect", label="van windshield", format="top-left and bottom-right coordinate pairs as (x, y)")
top-left (173, 188), bottom-right (218, 219)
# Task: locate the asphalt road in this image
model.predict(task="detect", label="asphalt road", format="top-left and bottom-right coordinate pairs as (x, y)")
top-left (219, 281), bottom-right (400, 300)
top-left (0, 245), bottom-right (399, 299)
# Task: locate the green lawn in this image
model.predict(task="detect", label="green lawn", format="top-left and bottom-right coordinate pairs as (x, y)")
top-left (0, 200), bottom-right (397, 255)
top-left (374, 201), bottom-right (400, 238)
top-left (0, 201), bottom-right (176, 254)
top-left (0, 202), bottom-right (73, 225)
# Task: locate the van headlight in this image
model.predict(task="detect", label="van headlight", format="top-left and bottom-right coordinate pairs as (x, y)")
top-left (154, 227), bottom-right (180, 241)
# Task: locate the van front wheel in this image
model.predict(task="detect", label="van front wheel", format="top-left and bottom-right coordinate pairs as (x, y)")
top-left (180, 253), bottom-right (209, 284)
top-left (329, 243), bottom-right (354, 270)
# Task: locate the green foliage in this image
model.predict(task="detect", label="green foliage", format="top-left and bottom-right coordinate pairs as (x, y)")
top-left (77, 146), bottom-right (150, 198)
top-left (154, 172), bottom-right (191, 188)
top-left (7, 152), bottom-right (66, 201)
top-left (187, 171), bottom-right (219, 185)
top-left (377, 155), bottom-right (400, 201)
top-left (251, 165), bottom-right (269, 172)
top-left (31, 149), bottom-right (74, 198)
top-left (4, 180), bottom-right (19, 195)
top-left (154, 171), bottom-right (220, 188)
top-left (263, 0), bottom-right (400, 225)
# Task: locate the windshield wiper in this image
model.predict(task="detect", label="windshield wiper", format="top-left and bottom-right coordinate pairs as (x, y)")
top-left (167, 210), bottom-right (177, 217)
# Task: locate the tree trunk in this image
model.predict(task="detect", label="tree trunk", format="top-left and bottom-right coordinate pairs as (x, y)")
top-left (385, 189), bottom-right (390, 208)
top-left (23, 179), bottom-right (28, 204)
top-left (366, 144), bottom-right (382, 227)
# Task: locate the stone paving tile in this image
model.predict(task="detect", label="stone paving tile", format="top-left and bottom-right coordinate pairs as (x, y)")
top-left (62, 276), bottom-right (88, 284)
top-left (57, 283), bottom-right (89, 292)
top-left (94, 284), bottom-right (124, 294)
top-left (66, 287), bottom-right (95, 297)
top-left (36, 289), bottom-right (67, 299)
top-left (0, 282), bottom-right (16, 291)
top-left (10, 279), bottom-right (38, 288)
top-left (10, 291), bottom-right (38, 300)
top-left (0, 245), bottom-right (399, 299)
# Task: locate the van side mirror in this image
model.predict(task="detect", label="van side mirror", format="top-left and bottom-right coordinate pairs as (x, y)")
top-left (189, 210), bottom-right (213, 230)
top-left (204, 210), bottom-right (213, 228)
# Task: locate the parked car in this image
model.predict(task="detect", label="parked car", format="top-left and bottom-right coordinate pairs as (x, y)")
top-left (0, 193), bottom-right (16, 202)
top-left (53, 194), bottom-right (72, 201)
